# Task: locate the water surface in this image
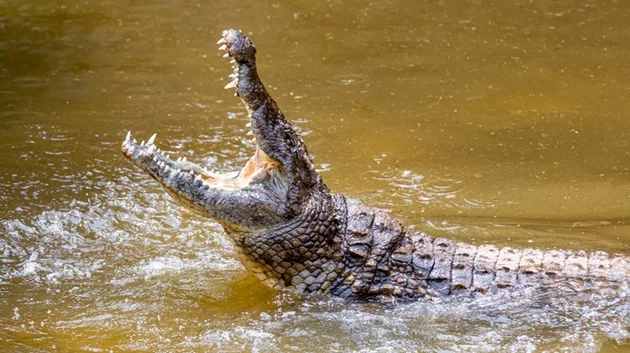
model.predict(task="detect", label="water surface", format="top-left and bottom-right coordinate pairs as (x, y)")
top-left (1, 0), bottom-right (629, 351)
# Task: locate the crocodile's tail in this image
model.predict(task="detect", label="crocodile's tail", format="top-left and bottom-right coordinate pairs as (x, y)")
top-left (409, 233), bottom-right (630, 296)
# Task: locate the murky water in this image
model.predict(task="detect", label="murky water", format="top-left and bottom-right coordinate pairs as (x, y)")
top-left (1, 0), bottom-right (629, 351)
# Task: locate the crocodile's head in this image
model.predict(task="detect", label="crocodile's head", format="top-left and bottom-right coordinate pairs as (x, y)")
top-left (121, 29), bottom-right (327, 236)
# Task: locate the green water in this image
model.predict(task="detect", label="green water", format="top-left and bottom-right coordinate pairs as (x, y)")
top-left (1, 0), bottom-right (628, 351)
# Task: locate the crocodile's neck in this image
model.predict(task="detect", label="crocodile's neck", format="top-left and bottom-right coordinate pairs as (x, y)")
top-left (230, 192), bottom-right (345, 291)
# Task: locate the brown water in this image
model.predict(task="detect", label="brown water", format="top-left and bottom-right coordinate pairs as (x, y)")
top-left (1, 0), bottom-right (629, 352)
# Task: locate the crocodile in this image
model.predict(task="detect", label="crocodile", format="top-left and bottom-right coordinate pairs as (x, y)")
top-left (121, 29), bottom-right (629, 301)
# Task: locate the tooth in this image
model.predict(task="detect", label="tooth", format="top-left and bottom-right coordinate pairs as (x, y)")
top-left (177, 157), bottom-right (181, 161)
top-left (229, 73), bottom-right (237, 78)
top-left (165, 154), bottom-right (169, 159)
top-left (217, 38), bottom-right (226, 44)
top-left (251, 137), bottom-right (256, 143)
top-left (125, 131), bottom-right (131, 141)
top-left (147, 133), bottom-right (156, 145)
top-left (141, 140), bottom-right (145, 146)
top-left (153, 155), bottom-right (157, 161)
top-left (230, 59), bottom-right (236, 64)
top-left (223, 52), bottom-right (230, 58)
top-left (245, 122), bottom-right (251, 128)
top-left (147, 144), bottom-right (155, 153)
top-left (219, 44), bottom-right (227, 51)
top-left (157, 148), bottom-right (161, 153)
top-left (224, 80), bottom-right (237, 89)
top-left (182, 157), bottom-right (187, 162)
top-left (246, 131), bottom-right (253, 136)
top-left (164, 165), bottom-right (170, 173)
top-left (133, 139), bottom-right (137, 143)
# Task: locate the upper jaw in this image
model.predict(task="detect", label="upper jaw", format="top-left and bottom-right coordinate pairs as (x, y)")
top-left (218, 30), bottom-right (324, 202)
top-left (218, 29), bottom-right (257, 65)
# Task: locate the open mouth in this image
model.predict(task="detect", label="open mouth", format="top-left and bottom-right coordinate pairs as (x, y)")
top-left (121, 29), bottom-right (277, 191)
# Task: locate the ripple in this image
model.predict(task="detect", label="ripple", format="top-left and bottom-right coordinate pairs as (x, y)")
top-left (134, 254), bottom-right (241, 280)
top-left (326, 73), bottom-right (367, 86)
top-left (370, 168), bottom-right (493, 213)
top-left (173, 288), bottom-right (628, 353)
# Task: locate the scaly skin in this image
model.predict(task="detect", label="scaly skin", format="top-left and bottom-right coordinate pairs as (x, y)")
top-left (121, 29), bottom-right (629, 301)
